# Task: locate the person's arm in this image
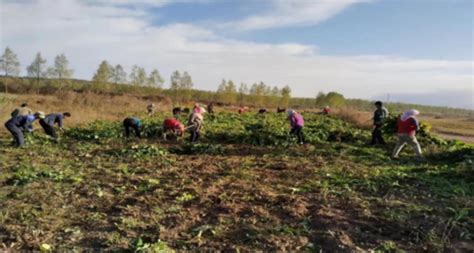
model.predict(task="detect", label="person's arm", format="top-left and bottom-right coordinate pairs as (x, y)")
top-left (23, 118), bottom-right (34, 132)
top-left (291, 115), bottom-right (298, 128)
top-left (412, 118), bottom-right (420, 131)
top-left (57, 115), bottom-right (64, 129)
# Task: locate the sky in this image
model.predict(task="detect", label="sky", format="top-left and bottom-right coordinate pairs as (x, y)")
top-left (1, 0), bottom-right (473, 109)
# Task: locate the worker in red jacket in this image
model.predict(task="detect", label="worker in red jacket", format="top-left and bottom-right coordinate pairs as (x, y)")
top-left (391, 109), bottom-right (423, 160)
top-left (163, 117), bottom-right (185, 140)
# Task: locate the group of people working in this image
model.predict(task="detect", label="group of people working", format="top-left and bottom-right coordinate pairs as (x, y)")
top-left (4, 101), bottom-right (424, 160)
top-left (370, 101), bottom-right (423, 160)
top-left (4, 103), bottom-right (71, 146)
top-left (124, 103), bottom-right (205, 143)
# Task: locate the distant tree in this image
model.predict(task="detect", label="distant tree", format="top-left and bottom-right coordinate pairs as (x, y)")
top-left (27, 52), bottom-right (47, 85)
top-left (271, 86), bottom-right (280, 97)
top-left (170, 70), bottom-right (181, 102)
top-left (46, 67), bottom-right (56, 78)
top-left (111, 64), bottom-right (127, 84)
top-left (226, 80), bottom-right (237, 104)
top-left (180, 71), bottom-right (193, 89)
top-left (325, 92), bottom-right (346, 107)
top-left (217, 79), bottom-right (237, 104)
top-left (180, 71), bottom-right (193, 101)
top-left (315, 91), bottom-right (326, 107)
top-left (92, 60), bottom-right (113, 84)
top-left (0, 47), bottom-right (20, 77)
top-left (280, 85), bottom-right (291, 107)
top-left (129, 65), bottom-right (147, 86)
top-left (250, 81), bottom-right (266, 107)
top-left (51, 53), bottom-right (73, 79)
top-left (148, 69), bottom-right (164, 88)
top-left (238, 83), bottom-right (248, 105)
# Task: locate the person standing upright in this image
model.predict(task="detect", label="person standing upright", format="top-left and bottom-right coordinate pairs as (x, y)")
top-left (370, 101), bottom-right (389, 145)
top-left (392, 109), bottom-right (423, 160)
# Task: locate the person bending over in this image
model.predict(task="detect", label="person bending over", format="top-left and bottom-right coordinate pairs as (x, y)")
top-left (123, 117), bottom-right (142, 138)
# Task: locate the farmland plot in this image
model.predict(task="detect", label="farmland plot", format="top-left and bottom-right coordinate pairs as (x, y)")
top-left (0, 113), bottom-right (472, 252)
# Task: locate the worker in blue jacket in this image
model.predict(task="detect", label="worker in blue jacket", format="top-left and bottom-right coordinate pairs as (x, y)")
top-left (123, 117), bottom-right (142, 138)
top-left (4, 112), bottom-right (41, 147)
top-left (39, 112), bottom-right (71, 140)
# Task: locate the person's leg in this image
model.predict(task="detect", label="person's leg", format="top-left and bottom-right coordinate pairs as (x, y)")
top-left (297, 127), bottom-right (305, 144)
top-left (123, 119), bottom-right (131, 138)
top-left (370, 127), bottom-right (378, 145)
top-left (378, 130), bottom-right (386, 145)
top-left (40, 120), bottom-right (57, 139)
top-left (133, 125), bottom-right (141, 138)
top-left (189, 130), bottom-right (196, 142)
top-left (195, 131), bottom-right (200, 142)
top-left (375, 125), bottom-right (385, 144)
top-left (392, 135), bottom-right (407, 158)
top-left (408, 136), bottom-right (423, 158)
top-left (5, 123), bottom-right (23, 146)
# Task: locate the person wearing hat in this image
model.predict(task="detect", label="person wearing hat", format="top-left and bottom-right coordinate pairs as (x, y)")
top-left (123, 117), bottom-right (142, 138)
top-left (392, 109), bottom-right (423, 160)
top-left (288, 109), bottom-right (305, 145)
top-left (370, 101), bottom-right (389, 145)
top-left (192, 103), bottom-right (206, 114)
top-left (147, 103), bottom-right (156, 116)
top-left (187, 108), bottom-right (205, 142)
top-left (10, 103), bottom-right (33, 118)
top-left (322, 106), bottom-right (331, 115)
top-left (4, 112), bottom-right (41, 147)
top-left (39, 112), bottom-right (71, 141)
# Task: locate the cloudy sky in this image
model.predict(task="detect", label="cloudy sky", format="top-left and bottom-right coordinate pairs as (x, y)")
top-left (1, 0), bottom-right (472, 108)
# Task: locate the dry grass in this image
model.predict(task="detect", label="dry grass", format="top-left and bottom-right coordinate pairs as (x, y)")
top-left (0, 92), bottom-right (173, 132)
top-left (333, 107), bottom-right (372, 129)
top-left (420, 116), bottom-right (474, 137)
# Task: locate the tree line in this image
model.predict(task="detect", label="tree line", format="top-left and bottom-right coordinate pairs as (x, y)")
top-left (3, 46), bottom-right (470, 116)
top-left (0, 47), bottom-right (301, 107)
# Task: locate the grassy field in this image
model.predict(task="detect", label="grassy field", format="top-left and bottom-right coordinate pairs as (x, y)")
top-left (0, 112), bottom-right (472, 252)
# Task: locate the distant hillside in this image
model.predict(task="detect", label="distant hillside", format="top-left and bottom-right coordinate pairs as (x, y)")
top-left (0, 76), bottom-right (472, 117)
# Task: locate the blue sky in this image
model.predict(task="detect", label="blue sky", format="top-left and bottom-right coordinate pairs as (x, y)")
top-left (1, 0), bottom-right (473, 108)
top-left (156, 0), bottom-right (473, 61)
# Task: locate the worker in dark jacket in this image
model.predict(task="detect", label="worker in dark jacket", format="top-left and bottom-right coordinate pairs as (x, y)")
top-left (39, 112), bottom-right (71, 140)
top-left (123, 117), bottom-right (142, 138)
top-left (4, 112), bottom-right (40, 147)
top-left (370, 101), bottom-right (389, 145)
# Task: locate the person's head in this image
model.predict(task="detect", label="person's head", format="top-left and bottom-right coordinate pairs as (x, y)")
top-left (401, 109), bottom-right (420, 121)
top-left (287, 109), bottom-right (295, 116)
top-left (63, 112), bottom-right (71, 117)
top-left (21, 103), bottom-right (28, 107)
top-left (374, 101), bottom-right (383, 109)
top-left (35, 111), bottom-right (46, 119)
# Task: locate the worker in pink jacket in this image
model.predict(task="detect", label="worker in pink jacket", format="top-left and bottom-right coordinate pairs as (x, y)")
top-left (392, 109), bottom-right (423, 160)
top-left (288, 110), bottom-right (305, 144)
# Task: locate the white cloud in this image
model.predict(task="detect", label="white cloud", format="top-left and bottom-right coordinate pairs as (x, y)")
top-left (0, 0), bottom-right (472, 108)
top-left (220, 0), bottom-right (366, 31)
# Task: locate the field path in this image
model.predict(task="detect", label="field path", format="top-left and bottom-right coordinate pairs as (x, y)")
top-left (436, 132), bottom-right (474, 144)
